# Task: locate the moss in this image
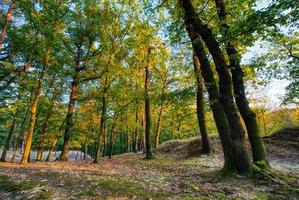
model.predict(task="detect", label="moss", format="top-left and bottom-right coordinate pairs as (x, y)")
top-left (97, 176), bottom-right (169, 199)
top-left (253, 193), bottom-right (269, 200)
top-left (77, 189), bottom-right (98, 197)
top-left (0, 175), bottom-right (51, 200)
top-left (32, 191), bottom-right (52, 200)
top-left (0, 175), bottom-right (38, 192)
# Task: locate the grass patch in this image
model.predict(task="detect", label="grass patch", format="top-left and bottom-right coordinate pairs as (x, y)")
top-left (0, 175), bottom-right (51, 199)
top-left (77, 189), bottom-right (98, 197)
top-left (0, 175), bottom-right (38, 192)
top-left (97, 176), bottom-right (170, 199)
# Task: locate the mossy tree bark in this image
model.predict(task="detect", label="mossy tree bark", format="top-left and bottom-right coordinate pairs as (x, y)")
top-left (193, 54), bottom-right (212, 154)
top-left (214, 0), bottom-right (269, 167)
top-left (185, 26), bottom-right (235, 170)
top-left (180, 0), bottom-right (251, 173)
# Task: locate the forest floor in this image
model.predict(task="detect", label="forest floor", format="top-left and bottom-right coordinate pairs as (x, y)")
top-left (0, 129), bottom-right (298, 199)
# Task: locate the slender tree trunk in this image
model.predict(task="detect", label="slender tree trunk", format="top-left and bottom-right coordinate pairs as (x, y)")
top-left (36, 110), bottom-right (52, 161)
top-left (59, 73), bottom-right (79, 161)
top-left (0, 2), bottom-right (14, 51)
top-left (94, 73), bottom-right (108, 163)
top-left (155, 99), bottom-right (164, 148)
top-left (1, 111), bottom-right (18, 161)
top-left (180, 0), bottom-right (251, 173)
top-left (108, 120), bottom-right (117, 159)
top-left (144, 48), bottom-right (153, 159)
top-left (132, 108), bottom-right (138, 153)
top-left (193, 55), bottom-right (212, 153)
top-left (46, 139), bottom-right (57, 162)
top-left (11, 107), bottom-right (29, 163)
top-left (84, 142), bottom-right (88, 160)
top-left (20, 67), bottom-right (45, 165)
top-left (102, 125), bottom-right (108, 157)
top-left (214, 0), bottom-right (268, 167)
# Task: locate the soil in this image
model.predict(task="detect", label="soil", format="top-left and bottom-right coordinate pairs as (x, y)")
top-left (0, 127), bottom-right (298, 200)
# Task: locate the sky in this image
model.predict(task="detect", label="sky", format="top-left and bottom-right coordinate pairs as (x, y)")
top-left (242, 0), bottom-right (290, 108)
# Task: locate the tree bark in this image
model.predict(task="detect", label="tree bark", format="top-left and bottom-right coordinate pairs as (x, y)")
top-left (102, 124), bottom-right (108, 157)
top-left (0, 1), bottom-right (15, 51)
top-left (0, 111), bottom-right (17, 162)
top-left (58, 72), bottom-right (78, 161)
top-left (108, 120), bottom-right (117, 159)
top-left (144, 48), bottom-right (153, 159)
top-left (132, 108), bottom-right (139, 153)
top-left (94, 72), bottom-right (108, 163)
top-left (155, 82), bottom-right (167, 148)
top-left (20, 67), bottom-right (45, 165)
top-left (180, 0), bottom-right (251, 173)
top-left (46, 139), bottom-right (57, 162)
top-left (188, 32), bottom-right (234, 170)
top-left (36, 110), bottom-right (52, 161)
top-left (193, 55), bottom-right (212, 153)
top-left (214, 0), bottom-right (269, 167)
top-left (11, 107), bottom-right (29, 163)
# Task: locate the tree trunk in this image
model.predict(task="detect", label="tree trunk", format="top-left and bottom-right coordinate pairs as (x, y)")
top-left (58, 73), bottom-right (79, 161)
top-left (94, 73), bottom-right (108, 163)
top-left (193, 55), bottom-right (212, 153)
top-left (180, 0), bottom-right (251, 173)
top-left (155, 98), bottom-right (164, 148)
top-left (36, 110), bottom-right (52, 161)
top-left (11, 107), bottom-right (29, 163)
top-left (108, 120), bottom-right (117, 159)
top-left (102, 124), bottom-right (108, 157)
top-left (46, 139), bottom-right (57, 162)
top-left (183, 15), bottom-right (235, 171)
top-left (132, 108), bottom-right (138, 153)
top-left (144, 48), bottom-right (153, 159)
top-left (1, 111), bottom-right (17, 162)
top-left (213, 0), bottom-right (269, 167)
top-left (20, 67), bottom-right (45, 165)
top-left (0, 2), bottom-right (15, 50)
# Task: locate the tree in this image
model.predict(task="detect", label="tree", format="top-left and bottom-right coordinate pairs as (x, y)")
top-left (193, 54), bottom-right (211, 153)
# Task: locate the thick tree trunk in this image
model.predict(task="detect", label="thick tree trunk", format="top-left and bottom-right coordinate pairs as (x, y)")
top-left (46, 139), bottom-right (57, 162)
top-left (94, 73), bottom-right (108, 163)
top-left (188, 33), bottom-right (235, 170)
top-left (193, 55), bottom-right (212, 153)
top-left (59, 73), bottom-right (79, 161)
top-left (36, 110), bottom-right (52, 161)
top-left (214, 0), bottom-right (269, 167)
top-left (0, 2), bottom-right (15, 50)
top-left (180, 0), bottom-right (251, 173)
top-left (144, 49), bottom-right (153, 159)
top-left (20, 67), bottom-right (45, 165)
top-left (1, 111), bottom-right (17, 162)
